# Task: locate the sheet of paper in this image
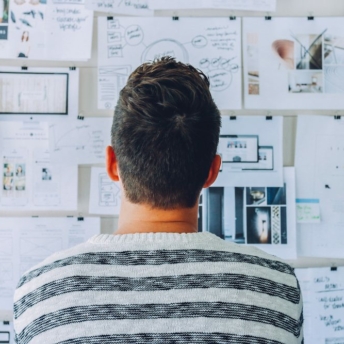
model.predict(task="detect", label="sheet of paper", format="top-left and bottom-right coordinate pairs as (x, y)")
top-left (0, 321), bottom-right (14, 344)
top-left (98, 16), bottom-right (242, 110)
top-left (296, 267), bottom-right (344, 344)
top-left (85, 0), bottom-right (153, 15)
top-left (203, 167), bottom-right (296, 259)
top-left (0, 122), bottom-right (77, 211)
top-left (296, 199), bottom-right (321, 223)
top-left (49, 117), bottom-right (112, 164)
top-left (213, 116), bottom-right (283, 187)
top-left (243, 17), bottom-right (344, 109)
top-left (296, 115), bottom-right (344, 258)
top-left (89, 167), bottom-right (121, 215)
top-left (150, 0), bottom-right (276, 11)
top-left (0, 0), bottom-right (93, 60)
top-left (0, 217), bottom-right (100, 313)
top-left (0, 66), bottom-right (79, 119)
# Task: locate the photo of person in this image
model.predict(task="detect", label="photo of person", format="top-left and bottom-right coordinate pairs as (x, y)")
top-left (3, 163), bottom-right (14, 191)
top-left (15, 164), bottom-right (26, 190)
top-left (18, 31), bottom-right (30, 58)
top-left (42, 167), bottom-right (52, 181)
top-left (0, 0), bottom-right (9, 23)
top-left (246, 207), bottom-right (271, 244)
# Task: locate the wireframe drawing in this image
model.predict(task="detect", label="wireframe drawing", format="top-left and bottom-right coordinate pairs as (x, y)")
top-left (99, 172), bottom-right (120, 207)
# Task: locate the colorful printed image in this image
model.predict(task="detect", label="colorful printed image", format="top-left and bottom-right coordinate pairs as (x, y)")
top-left (42, 167), bottom-right (52, 181)
top-left (15, 163), bottom-right (26, 190)
top-left (0, 0), bottom-right (9, 23)
top-left (246, 206), bottom-right (271, 244)
top-left (294, 33), bottom-right (323, 70)
top-left (288, 71), bottom-right (323, 93)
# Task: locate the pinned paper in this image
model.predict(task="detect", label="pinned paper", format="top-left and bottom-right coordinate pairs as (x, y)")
top-left (296, 199), bottom-right (321, 223)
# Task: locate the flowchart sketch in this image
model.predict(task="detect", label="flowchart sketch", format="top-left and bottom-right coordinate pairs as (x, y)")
top-left (244, 17), bottom-right (344, 109)
top-left (150, 0), bottom-right (276, 11)
top-left (89, 167), bottom-right (121, 215)
top-left (86, 0), bottom-right (153, 15)
top-left (0, 217), bottom-right (101, 312)
top-left (49, 117), bottom-right (112, 164)
top-left (296, 115), bottom-right (344, 258)
top-left (213, 116), bottom-right (284, 187)
top-left (98, 16), bottom-right (242, 110)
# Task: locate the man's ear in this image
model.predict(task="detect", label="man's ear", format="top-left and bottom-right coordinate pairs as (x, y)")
top-left (106, 146), bottom-right (120, 182)
top-left (203, 154), bottom-right (221, 188)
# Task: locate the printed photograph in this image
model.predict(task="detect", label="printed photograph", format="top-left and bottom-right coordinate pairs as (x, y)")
top-left (3, 163), bottom-right (13, 177)
top-left (267, 184), bottom-right (287, 205)
top-left (248, 83), bottom-right (259, 95)
top-left (288, 71), bottom-right (323, 93)
top-left (324, 35), bottom-right (344, 65)
top-left (324, 66), bottom-right (344, 93)
top-left (0, 0), bottom-right (9, 23)
top-left (247, 207), bottom-right (271, 244)
top-left (42, 167), bottom-right (52, 181)
top-left (272, 39), bottom-right (294, 70)
top-left (246, 187), bottom-right (266, 205)
top-left (294, 33), bottom-right (323, 70)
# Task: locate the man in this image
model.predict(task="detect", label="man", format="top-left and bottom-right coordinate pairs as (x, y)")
top-left (14, 57), bottom-right (303, 343)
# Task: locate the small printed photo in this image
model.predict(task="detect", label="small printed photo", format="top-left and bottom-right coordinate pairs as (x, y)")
top-left (248, 83), bottom-right (259, 95)
top-left (324, 66), bottom-right (344, 93)
top-left (42, 167), bottom-right (52, 181)
top-left (15, 177), bottom-right (25, 191)
top-left (259, 152), bottom-right (267, 160)
top-left (246, 187), bottom-right (266, 205)
top-left (324, 35), bottom-right (344, 65)
top-left (15, 164), bottom-right (25, 177)
top-left (3, 175), bottom-right (13, 190)
top-left (267, 184), bottom-right (287, 205)
top-left (288, 71), bottom-right (323, 93)
top-left (246, 207), bottom-right (271, 244)
top-left (295, 34), bottom-right (323, 70)
top-left (0, 0), bottom-right (9, 24)
top-left (271, 39), bottom-right (294, 70)
top-left (3, 163), bottom-right (13, 177)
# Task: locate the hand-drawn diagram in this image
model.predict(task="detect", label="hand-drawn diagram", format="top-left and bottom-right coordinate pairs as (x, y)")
top-left (89, 167), bottom-right (121, 215)
top-left (0, 236), bottom-right (13, 255)
top-left (20, 237), bottom-right (63, 256)
top-left (86, 0), bottom-right (152, 16)
top-left (244, 17), bottom-right (344, 109)
top-left (99, 172), bottom-right (121, 206)
top-left (98, 17), bottom-right (242, 110)
top-left (49, 118), bottom-right (112, 164)
top-left (0, 262), bottom-right (13, 281)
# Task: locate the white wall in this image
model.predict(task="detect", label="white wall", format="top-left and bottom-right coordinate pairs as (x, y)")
top-left (1, 0), bottom-right (344, 321)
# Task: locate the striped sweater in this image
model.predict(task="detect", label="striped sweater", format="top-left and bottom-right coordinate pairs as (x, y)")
top-left (14, 232), bottom-right (303, 344)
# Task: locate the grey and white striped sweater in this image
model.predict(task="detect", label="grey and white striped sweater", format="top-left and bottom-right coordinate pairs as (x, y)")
top-left (14, 232), bottom-right (303, 344)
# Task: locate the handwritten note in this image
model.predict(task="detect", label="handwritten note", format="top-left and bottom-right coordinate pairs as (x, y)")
top-left (296, 199), bottom-right (321, 223)
top-left (296, 267), bottom-right (344, 343)
top-left (85, 0), bottom-right (153, 16)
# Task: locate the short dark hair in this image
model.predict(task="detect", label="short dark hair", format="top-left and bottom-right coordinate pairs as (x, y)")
top-left (112, 57), bottom-right (221, 209)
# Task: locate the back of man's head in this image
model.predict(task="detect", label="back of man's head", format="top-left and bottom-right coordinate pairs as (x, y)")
top-left (112, 57), bottom-right (221, 209)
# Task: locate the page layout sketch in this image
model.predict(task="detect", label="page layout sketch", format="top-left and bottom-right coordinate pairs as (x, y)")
top-left (49, 117), bottom-right (112, 165)
top-left (89, 167), bottom-right (121, 215)
top-left (0, 217), bottom-right (100, 313)
top-left (244, 17), bottom-right (344, 109)
top-left (296, 115), bottom-right (344, 258)
top-left (213, 116), bottom-right (283, 187)
top-left (98, 16), bottom-right (242, 110)
top-left (0, 122), bottom-right (77, 211)
top-left (202, 167), bottom-right (296, 259)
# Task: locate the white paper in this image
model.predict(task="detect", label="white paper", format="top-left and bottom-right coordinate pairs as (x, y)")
top-left (85, 0), bottom-right (153, 16)
top-left (203, 167), bottom-right (296, 259)
top-left (98, 16), bottom-right (242, 110)
top-left (296, 115), bottom-right (344, 258)
top-left (244, 17), bottom-right (344, 109)
top-left (49, 117), bottom-right (112, 164)
top-left (0, 66), bottom-right (79, 119)
top-left (0, 321), bottom-right (14, 344)
top-left (89, 167), bottom-right (121, 215)
top-left (213, 116), bottom-right (283, 187)
top-left (0, 217), bottom-right (100, 312)
top-left (0, 0), bottom-right (93, 60)
top-left (150, 0), bottom-right (276, 11)
top-left (0, 122), bottom-right (77, 211)
top-left (296, 199), bottom-right (321, 223)
top-left (296, 267), bottom-right (344, 344)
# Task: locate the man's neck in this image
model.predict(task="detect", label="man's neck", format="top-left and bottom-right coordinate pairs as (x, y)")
top-left (114, 198), bottom-right (199, 235)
